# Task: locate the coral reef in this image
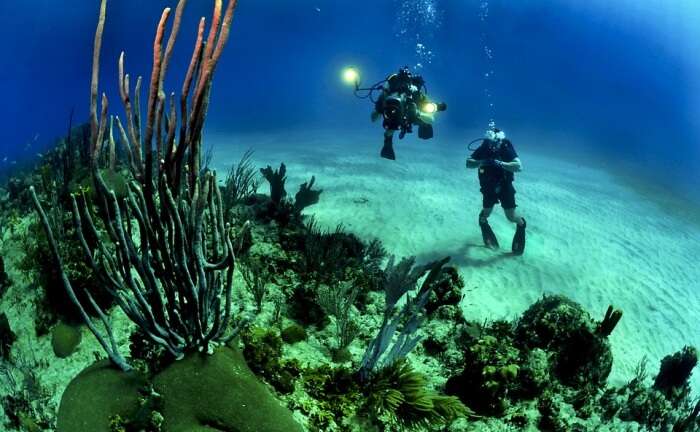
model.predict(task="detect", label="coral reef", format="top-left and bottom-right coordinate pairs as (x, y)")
top-left (0, 2), bottom-right (698, 432)
top-left (222, 148), bottom-right (260, 210)
top-left (317, 280), bottom-right (361, 361)
top-left (0, 355), bottom-right (54, 431)
top-left (0, 313), bottom-right (16, 360)
top-left (261, 163), bottom-right (288, 206)
top-left (241, 327), bottom-right (301, 394)
top-left (153, 346), bottom-right (302, 432)
top-left (424, 265), bottom-right (464, 316)
top-left (294, 176), bottom-right (323, 213)
top-left (50, 322), bottom-right (82, 359)
top-left (654, 346), bottom-right (698, 403)
top-left (0, 255), bottom-right (10, 298)
top-left (359, 256), bottom-right (451, 381)
top-left (364, 359), bottom-right (469, 429)
top-left (257, 163), bottom-right (324, 226)
top-left (600, 349), bottom-right (699, 430)
top-left (57, 361), bottom-right (148, 432)
top-left (281, 323), bottom-right (308, 344)
top-left (239, 257), bottom-right (271, 313)
top-left (446, 325), bottom-right (521, 416)
top-left (4, 139), bottom-right (700, 431)
top-left (17, 220), bottom-right (112, 335)
top-left (515, 294), bottom-right (614, 387)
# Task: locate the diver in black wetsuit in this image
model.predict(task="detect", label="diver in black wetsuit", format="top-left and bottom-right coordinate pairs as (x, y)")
top-left (370, 67), bottom-right (446, 160)
top-left (466, 126), bottom-right (527, 255)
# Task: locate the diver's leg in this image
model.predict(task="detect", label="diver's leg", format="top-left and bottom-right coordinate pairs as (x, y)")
top-left (504, 208), bottom-right (525, 226)
top-left (480, 206), bottom-right (494, 222)
top-left (479, 205), bottom-right (499, 249)
top-left (504, 207), bottom-right (526, 255)
top-left (381, 129), bottom-right (396, 160)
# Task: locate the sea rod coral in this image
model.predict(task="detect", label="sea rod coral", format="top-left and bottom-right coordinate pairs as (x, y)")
top-left (29, 0), bottom-right (246, 372)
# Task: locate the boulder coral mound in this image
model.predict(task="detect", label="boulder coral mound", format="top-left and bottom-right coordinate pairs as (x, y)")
top-left (153, 345), bottom-right (303, 432)
top-left (57, 361), bottom-right (147, 432)
top-left (56, 345), bottom-right (303, 432)
top-left (51, 322), bottom-right (82, 359)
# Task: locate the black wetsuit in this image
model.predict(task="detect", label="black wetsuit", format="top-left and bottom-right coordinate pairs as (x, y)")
top-left (470, 139), bottom-right (519, 209)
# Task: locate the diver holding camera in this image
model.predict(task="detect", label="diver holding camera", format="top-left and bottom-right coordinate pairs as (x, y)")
top-left (466, 124), bottom-right (527, 255)
top-left (347, 66), bottom-right (447, 160)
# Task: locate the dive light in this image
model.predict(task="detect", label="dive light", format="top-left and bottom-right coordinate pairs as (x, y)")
top-left (423, 102), bottom-right (438, 114)
top-left (342, 67), bottom-right (360, 89)
top-left (422, 101), bottom-right (447, 114)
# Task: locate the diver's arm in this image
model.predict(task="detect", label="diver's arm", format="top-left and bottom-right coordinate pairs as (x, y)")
top-left (466, 159), bottom-right (484, 169)
top-left (499, 158), bottom-right (522, 173)
top-left (372, 88), bottom-right (389, 122)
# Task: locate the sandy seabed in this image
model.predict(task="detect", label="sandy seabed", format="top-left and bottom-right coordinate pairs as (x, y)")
top-left (208, 128), bottom-right (700, 393)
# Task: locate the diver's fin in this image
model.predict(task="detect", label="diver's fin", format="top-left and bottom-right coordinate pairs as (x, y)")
top-left (512, 219), bottom-right (526, 255)
top-left (480, 220), bottom-right (499, 249)
top-left (418, 124), bottom-right (433, 139)
top-left (381, 137), bottom-right (396, 160)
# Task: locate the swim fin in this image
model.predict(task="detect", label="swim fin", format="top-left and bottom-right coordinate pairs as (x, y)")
top-left (418, 124), bottom-right (433, 139)
top-left (480, 219), bottom-right (499, 249)
top-left (381, 136), bottom-right (396, 160)
top-left (512, 219), bottom-right (526, 255)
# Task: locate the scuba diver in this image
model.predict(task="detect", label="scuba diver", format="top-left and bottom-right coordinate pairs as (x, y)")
top-left (349, 66), bottom-right (446, 160)
top-left (466, 125), bottom-right (527, 255)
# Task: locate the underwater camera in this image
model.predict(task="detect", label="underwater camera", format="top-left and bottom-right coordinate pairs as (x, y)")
top-left (383, 95), bottom-right (405, 131)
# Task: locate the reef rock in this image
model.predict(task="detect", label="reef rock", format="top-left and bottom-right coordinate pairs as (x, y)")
top-left (515, 294), bottom-right (613, 387)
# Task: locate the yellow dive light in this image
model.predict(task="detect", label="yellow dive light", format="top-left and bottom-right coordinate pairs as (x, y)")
top-left (423, 102), bottom-right (438, 114)
top-left (342, 67), bottom-right (359, 85)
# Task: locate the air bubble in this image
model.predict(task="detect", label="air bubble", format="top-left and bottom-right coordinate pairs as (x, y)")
top-left (394, 0), bottom-right (443, 69)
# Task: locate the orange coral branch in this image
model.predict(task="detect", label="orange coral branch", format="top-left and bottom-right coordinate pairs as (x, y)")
top-left (193, 0), bottom-right (223, 108)
top-left (192, 0), bottom-right (239, 129)
top-left (90, 0), bottom-right (107, 152)
top-left (160, 0), bottom-right (188, 95)
top-left (144, 8), bottom-right (172, 157)
top-left (211, 0), bottom-right (239, 66)
top-left (170, 16), bottom-right (206, 186)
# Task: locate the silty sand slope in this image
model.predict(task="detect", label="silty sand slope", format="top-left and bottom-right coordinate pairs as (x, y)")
top-left (209, 129), bottom-right (700, 392)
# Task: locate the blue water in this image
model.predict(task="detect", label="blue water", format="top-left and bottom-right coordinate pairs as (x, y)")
top-left (0, 0), bottom-right (699, 199)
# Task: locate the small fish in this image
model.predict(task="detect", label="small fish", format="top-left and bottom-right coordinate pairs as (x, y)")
top-left (1, 157), bottom-right (6, 163)
top-left (315, 7), bottom-right (321, 12)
